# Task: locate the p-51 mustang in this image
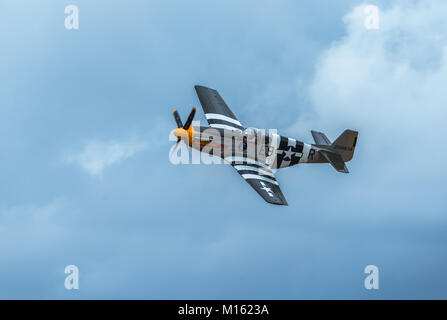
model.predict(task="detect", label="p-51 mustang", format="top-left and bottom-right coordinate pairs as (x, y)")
top-left (171, 85), bottom-right (358, 206)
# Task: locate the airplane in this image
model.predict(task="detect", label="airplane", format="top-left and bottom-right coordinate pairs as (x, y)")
top-left (171, 85), bottom-right (358, 206)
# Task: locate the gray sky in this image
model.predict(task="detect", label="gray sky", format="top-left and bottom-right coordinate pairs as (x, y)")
top-left (0, 0), bottom-right (446, 299)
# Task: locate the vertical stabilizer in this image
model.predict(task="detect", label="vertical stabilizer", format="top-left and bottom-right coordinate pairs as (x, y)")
top-left (331, 130), bottom-right (358, 162)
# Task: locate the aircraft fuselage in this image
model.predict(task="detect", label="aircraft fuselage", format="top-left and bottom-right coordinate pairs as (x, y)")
top-left (188, 126), bottom-right (327, 170)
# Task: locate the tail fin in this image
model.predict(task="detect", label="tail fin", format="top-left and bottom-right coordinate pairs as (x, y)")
top-left (331, 130), bottom-right (358, 162)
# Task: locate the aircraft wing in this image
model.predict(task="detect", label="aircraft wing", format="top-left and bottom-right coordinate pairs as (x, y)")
top-left (226, 158), bottom-right (288, 206)
top-left (194, 85), bottom-right (244, 131)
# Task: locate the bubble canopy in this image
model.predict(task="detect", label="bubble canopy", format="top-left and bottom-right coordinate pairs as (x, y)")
top-left (243, 127), bottom-right (263, 136)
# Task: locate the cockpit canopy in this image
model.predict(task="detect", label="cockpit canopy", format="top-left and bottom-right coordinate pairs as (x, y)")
top-left (243, 127), bottom-right (259, 135)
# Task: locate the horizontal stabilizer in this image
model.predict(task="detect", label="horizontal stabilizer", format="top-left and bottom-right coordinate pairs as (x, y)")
top-left (311, 130), bottom-right (331, 146)
top-left (318, 150), bottom-right (349, 173)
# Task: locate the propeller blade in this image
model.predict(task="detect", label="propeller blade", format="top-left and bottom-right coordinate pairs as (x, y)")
top-left (169, 139), bottom-right (181, 158)
top-left (183, 107), bottom-right (196, 130)
top-left (173, 109), bottom-right (183, 128)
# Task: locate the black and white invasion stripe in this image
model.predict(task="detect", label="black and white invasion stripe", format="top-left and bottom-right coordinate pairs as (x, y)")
top-left (205, 113), bottom-right (244, 131)
top-left (231, 162), bottom-right (278, 186)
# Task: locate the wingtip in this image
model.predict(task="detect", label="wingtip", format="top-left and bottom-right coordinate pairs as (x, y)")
top-left (268, 200), bottom-right (288, 206)
top-left (195, 84), bottom-right (215, 91)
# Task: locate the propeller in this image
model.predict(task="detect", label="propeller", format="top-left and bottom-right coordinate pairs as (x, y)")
top-left (171, 107), bottom-right (196, 155)
top-left (173, 109), bottom-right (183, 128)
top-left (170, 139), bottom-right (182, 158)
top-left (183, 107), bottom-right (196, 130)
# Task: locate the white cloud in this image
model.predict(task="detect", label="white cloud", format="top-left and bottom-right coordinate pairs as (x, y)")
top-left (66, 139), bottom-right (147, 177)
top-left (288, 1), bottom-right (447, 181)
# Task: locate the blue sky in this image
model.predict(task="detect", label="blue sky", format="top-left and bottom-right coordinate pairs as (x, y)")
top-left (1, 0), bottom-right (446, 299)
